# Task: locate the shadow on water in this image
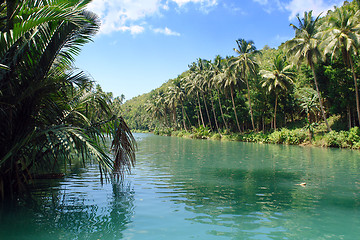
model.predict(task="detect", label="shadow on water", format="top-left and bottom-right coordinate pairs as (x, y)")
top-left (0, 168), bottom-right (135, 240)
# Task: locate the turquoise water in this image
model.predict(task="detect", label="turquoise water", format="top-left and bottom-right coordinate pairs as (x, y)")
top-left (1, 133), bottom-right (360, 239)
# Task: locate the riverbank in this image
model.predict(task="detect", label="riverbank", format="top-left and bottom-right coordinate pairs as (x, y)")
top-left (150, 126), bottom-right (360, 150)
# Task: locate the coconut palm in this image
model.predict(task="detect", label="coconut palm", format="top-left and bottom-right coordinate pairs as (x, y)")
top-left (260, 54), bottom-right (295, 130)
top-left (231, 39), bottom-right (259, 131)
top-left (195, 59), bottom-right (213, 130)
top-left (322, 6), bottom-right (360, 125)
top-left (145, 96), bottom-right (164, 124)
top-left (167, 83), bottom-right (189, 131)
top-left (203, 62), bottom-right (222, 135)
top-left (184, 62), bottom-right (207, 128)
top-left (211, 55), bottom-right (229, 132)
top-left (286, 11), bottom-right (332, 132)
top-left (0, 0), bottom-right (136, 198)
top-left (218, 59), bottom-right (242, 132)
top-left (296, 88), bottom-right (320, 140)
top-left (165, 87), bottom-right (179, 127)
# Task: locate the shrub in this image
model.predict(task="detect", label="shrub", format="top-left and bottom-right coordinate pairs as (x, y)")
top-left (191, 126), bottom-right (211, 139)
top-left (268, 129), bottom-right (287, 144)
top-left (210, 133), bottom-right (222, 140)
top-left (347, 127), bottom-right (360, 144)
top-left (267, 128), bottom-right (307, 145)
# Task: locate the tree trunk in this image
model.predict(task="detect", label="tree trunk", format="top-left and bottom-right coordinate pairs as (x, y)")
top-left (310, 62), bottom-right (331, 132)
top-left (230, 85), bottom-right (241, 132)
top-left (217, 88), bottom-right (229, 132)
top-left (349, 56), bottom-right (360, 126)
top-left (181, 105), bottom-right (187, 131)
top-left (246, 79), bottom-right (256, 131)
top-left (173, 108), bottom-right (177, 128)
top-left (348, 105), bottom-right (352, 130)
top-left (184, 107), bottom-right (192, 129)
top-left (274, 93), bottom-right (278, 130)
top-left (307, 112), bottom-right (313, 141)
top-left (197, 92), bottom-right (205, 128)
top-left (210, 93), bottom-right (221, 136)
top-left (201, 91), bottom-right (213, 130)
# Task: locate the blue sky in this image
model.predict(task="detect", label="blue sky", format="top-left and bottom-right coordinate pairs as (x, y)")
top-left (74, 0), bottom-right (345, 101)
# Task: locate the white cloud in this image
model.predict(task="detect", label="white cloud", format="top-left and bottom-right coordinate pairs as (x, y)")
top-left (87, 0), bottom-right (161, 34)
top-left (222, 3), bottom-right (247, 15)
top-left (251, 0), bottom-right (283, 14)
top-left (87, 0), bottom-right (218, 35)
top-left (285, 0), bottom-right (343, 20)
top-left (251, 0), bottom-right (342, 18)
top-left (119, 25), bottom-right (145, 35)
top-left (172, 0), bottom-right (217, 8)
top-left (253, 0), bottom-right (268, 5)
top-left (153, 27), bottom-right (181, 36)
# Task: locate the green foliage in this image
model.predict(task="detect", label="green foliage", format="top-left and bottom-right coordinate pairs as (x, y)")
top-left (119, 1), bottom-right (360, 152)
top-left (319, 127), bottom-right (360, 148)
top-left (154, 127), bottom-right (173, 136)
top-left (210, 133), bottom-right (222, 140)
top-left (0, 0), bottom-right (136, 199)
top-left (190, 126), bottom-right (211, 139)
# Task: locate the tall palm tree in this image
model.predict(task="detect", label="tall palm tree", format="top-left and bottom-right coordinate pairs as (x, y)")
top-left (168, 84), bottom-right (189, 131)
top-left (0, 0), bottom-right (136, 198)
top-left (145, 96), bottom-right (164, 124)
top-left (323, 6), bottom-right (360, 125)
top-left (204, 62), bottom-right (222, 135)
top-left (195, 59), bottom-right (213, 130)
top-left (212, 55), bottom-right (229, 132)
top-left (165, 87), bottom-right (178, 128)
top-left (286, 11), bottom-right (332, 132)
top-left (218, 59), bottom-right (242, 132)
top-left (184, 62), bottom-right (206, 128)
top-left (260, 54), bottom-right (295, 130)
top-left (296, 88), bottom-right (320, 140)
top-left (231, 39), bottom-right (259, 131)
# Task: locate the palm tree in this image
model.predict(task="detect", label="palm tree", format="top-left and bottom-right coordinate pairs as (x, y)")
top-left (0, 0), bottom-right (136, 198)
top-left (322, 6), bottom-right (360, 125)
top-left (204, 61), bottom-right (222, 135)
top-left (145, 96), bottom-right (164, 124)
top-left (168, 83), bottom-right (189, 131)
top-left (165, 87), bottom-right (178, 128)
top-left (184, 62), bottom-right (206, 128)
top-left (218, 59), bottom-right (242, 132)
top-left (196, 59), bottom-right (213, 130)
top-left (231, 39), bottom-right (259, 131)
top-left (286, 11), bottom-right (332, 132)
top-left (296, 88), bottom-right (320, 140)
top-left (260, 54), bottom-right (295, 130)
top-left (212, 55), bottom-right (229, 132)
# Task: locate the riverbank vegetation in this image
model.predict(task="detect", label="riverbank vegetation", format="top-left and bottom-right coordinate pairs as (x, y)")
top-left (0, 0), bottom-right (135, 199)
top-left (122, 0), bottom-right (360, 149)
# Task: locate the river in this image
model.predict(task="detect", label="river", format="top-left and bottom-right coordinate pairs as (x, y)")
top-left (1, 133), bottom-right (360, 239)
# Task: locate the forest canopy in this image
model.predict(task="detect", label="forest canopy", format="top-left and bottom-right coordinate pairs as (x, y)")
top-left (121, 0), bottom-right (360, 146)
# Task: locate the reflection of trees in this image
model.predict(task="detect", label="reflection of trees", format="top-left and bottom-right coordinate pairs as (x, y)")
top-left (0, 169), bottom-right (135, 239)
top-left (139, 135), bottom-right (360, 238)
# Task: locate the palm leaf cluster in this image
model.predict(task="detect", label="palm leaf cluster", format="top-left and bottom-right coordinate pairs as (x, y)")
top-left (0, 0), bottom-right (136, 199)
top-left (140, 1), bottom-right (360, 135)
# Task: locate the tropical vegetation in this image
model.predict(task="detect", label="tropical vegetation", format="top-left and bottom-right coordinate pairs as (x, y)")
top-left (122, 0), bottom-right (360, 149)
top-left (0, 0), bottom-right (136, 199)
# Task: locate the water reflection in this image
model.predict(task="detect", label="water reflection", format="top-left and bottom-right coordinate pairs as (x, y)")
top-left (1, 133), bottom-right (360, 239)
top-left (0, 167), bottom-right (135, 240)
top-left (136, 134), bottom-right (360, 239)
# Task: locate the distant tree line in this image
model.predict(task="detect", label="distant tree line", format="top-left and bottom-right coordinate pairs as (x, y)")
top-left (126, 1), bottom-right (360, 137)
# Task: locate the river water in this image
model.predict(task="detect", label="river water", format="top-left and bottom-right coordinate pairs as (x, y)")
top-left (1, 133), bottom-right (360, 239)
